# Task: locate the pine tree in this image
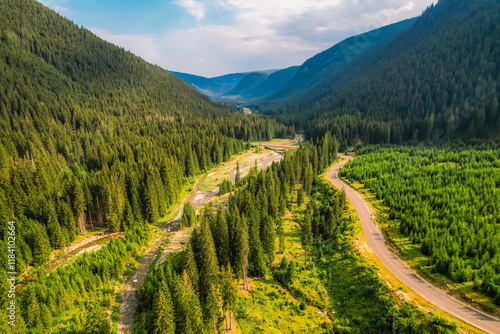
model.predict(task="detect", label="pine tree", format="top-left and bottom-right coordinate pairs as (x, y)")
top-left (145, 166), bottom-right (160, 224)
top-left (21, 285), bottom-right (39, 328)
top-left (302, 211), bottom-right (313, 266)
top-left (220, 263), bottom-right (238, 331)
top-left (185, 243), bottom-right (199, 294)
top-left (83, 302), bottom-right (111, 334)
top-left (235, 161), bottom-right (241, 184)
top-left (235, 216), bottom-right (249, 290)
top-left (171, 272), bottom-right (205, 334)
top-left (196, 220), bottom-right (220, 333)
top-left (260, 213), bottom-right (276, 263)
top-left (297, 187), bottom-right (304, 207)
top-left (153, 281), bottom-right (176, 334)
top-left (277, 218), bottom-right (285, 254)
top-left (213, 208), bottom-right (230, 266)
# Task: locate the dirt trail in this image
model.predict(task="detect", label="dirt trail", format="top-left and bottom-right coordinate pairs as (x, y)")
top-left (118, 145), bottom-right (296, 334)
top-left (18, 231), bottom-right (123, 291)
top-left (155, 228), bottom-right (192, 270)
top-left (118, 227), bottom-right (170, 334)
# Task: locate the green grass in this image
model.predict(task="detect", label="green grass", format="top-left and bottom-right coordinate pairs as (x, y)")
top-left (235, 279), bottom-right (331, 334)
top-left (156, 180), bottom-right (197, 225)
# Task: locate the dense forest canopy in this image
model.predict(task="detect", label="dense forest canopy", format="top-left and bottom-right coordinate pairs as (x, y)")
top-left (261, 0), bottom-right (500, 145)
top-left (1, 0), bottom-right (499, 332)
top-left (340, 146), bottom-right (500, 305)
top-left (0, 0), bottom-right (294, 273)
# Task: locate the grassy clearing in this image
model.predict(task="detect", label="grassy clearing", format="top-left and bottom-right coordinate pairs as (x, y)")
top-left (199, 148), bottom-right (280, 192)
top-left (157, 178), bottom-right (198, 225)
top-left (235, 279), bottom-right (331, 334)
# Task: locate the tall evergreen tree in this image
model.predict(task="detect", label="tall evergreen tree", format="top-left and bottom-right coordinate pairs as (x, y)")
top-left (302, 211), bottom-right (313, 266)
top-left (153, 281), bottom-right (176, 334)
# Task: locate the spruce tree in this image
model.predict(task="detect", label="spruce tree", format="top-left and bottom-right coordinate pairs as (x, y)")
top-left (153, 281), bottom-right (176, 334)
top-left (185, 243), bottom-right (200, 294)
top-left (220, 263), bottom-right (238, 331)
top-left (196, 220), bottom-right (220, 333)
top-left (302, 211), bottom-right (313, 266)
top-left (235, 161), bottom-right (241, 184)
top-left (83, 302), bottom-right (111, 334)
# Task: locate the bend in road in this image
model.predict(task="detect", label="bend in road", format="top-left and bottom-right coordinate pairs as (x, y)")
top-left (327, 154), bottom-right (500, 334)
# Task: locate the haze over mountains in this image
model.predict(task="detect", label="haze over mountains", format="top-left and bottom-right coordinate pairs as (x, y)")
top-left (175, 0), bottom-right (500, 145)
top-left (174, 18), bottom-right (416, 103)
top-left (2, 0), bottom-right (500, 333)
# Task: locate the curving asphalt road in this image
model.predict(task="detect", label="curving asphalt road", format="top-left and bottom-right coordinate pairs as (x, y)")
top-left (327, 155), bottom-right (500, 334)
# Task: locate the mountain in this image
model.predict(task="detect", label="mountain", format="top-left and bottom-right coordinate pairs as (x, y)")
top-left (0, 0), bottom-right (288, 275)
top-left (244, 66), bottom-right (300, 100)
top-left (223, 66), bottom-right (300, 101)
top-left (210, 72), bottom-right (249, 93)
top-left (262, 18), bottom-right (417, 104)
top-left (171, 71), bottom-right (248, 98)
top-left (170, 71), bottom-right (226, 98)
top-left (172, 69), bottom-right (284, 99)
top-left (222, 72), bottom-right (270, 99)
top-left (264, 0), bottom-right (500, 145)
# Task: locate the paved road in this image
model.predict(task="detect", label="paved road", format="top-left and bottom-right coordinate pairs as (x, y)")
top-left (327, 155), bottom-right (500, 334)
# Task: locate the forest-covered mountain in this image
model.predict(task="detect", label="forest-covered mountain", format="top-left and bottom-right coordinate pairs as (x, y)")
top-left (169, 71), bottom-right (228, 98)
top-left (263, 0), bottom-right (500, 144)
top-left (263, 19), bottom-right (416, 104)
top-left (171, 69), bottom-right (289, 100)
top-left (224, 66), bottom-right (300, 101)
top-left (222, 72), bottom-right (270, 99)
top-left (0, 0), bottom-right (293, 273)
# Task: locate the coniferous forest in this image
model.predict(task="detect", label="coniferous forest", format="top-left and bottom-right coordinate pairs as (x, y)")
top-left (340, 146), bottom-right (500, 305)
top-left (1, 0), bottom-right (500, 333)
top-left (263, 0), bottom-right (500, 146)
top-left (0, 0), bottom-right (293, 272)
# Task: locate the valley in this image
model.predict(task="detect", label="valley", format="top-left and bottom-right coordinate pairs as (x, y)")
top-left (117, 143), bottom-right (290, 334)
top-left (0, 0), bottom-right (499, 333)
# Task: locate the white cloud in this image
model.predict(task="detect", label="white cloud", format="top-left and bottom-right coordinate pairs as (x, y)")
top-left (175, 0), bottom-right (206, 21)
top-left (38, 0), bottom-right (71, 13)
top-left (90, 28), bottom-right (164, 66)
top-left (91, 0), bottom-right (434, 77)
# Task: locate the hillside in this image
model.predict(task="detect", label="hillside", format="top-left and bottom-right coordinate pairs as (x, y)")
top-left (222, 72), bottom-right (270, 99)
top-left (231, 66), bottom-right (300, 101)
top-left (171, 71), bottom-right (248, 98)
top-left (265, 0), bottom-right (500, 144)
top-left (170, 71), bottom-right (226, 98)
top-left (0, 0), bottom-right (289, 275)
top-left (262, 18), bottom-right (416, 104)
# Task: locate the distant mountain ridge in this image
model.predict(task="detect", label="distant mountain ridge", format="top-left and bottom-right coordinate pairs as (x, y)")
top-left (264, 0), bottom-right (500, 144)
top-left (171, 69), bottom-right (284, 99)
top-left (264, 18), bottom-right (417, 104)
top-left (173, 19), bottom-right (415, 103)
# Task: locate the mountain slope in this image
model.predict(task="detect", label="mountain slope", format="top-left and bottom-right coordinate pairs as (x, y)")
top-left (222, 72), bottom-right (270, 99)
top-left (265, 18), bottom-right (416, 104)
top-left (266, 0), bottom-right (500, 144)
top-left (171, 71), bottom-right (249, 98)
top-left (234, 66), bottom-right (300, 101)
top-left (0, 0), bottom-right (288, 278)
top-left (170, 71), bottom-right (226, 98)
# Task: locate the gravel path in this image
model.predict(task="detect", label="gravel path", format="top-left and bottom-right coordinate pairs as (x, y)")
top-left (328, 155), bottom-right (500, 334)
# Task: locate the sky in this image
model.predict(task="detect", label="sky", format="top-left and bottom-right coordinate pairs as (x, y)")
top-left (38, 0), bottom-right (435, 77)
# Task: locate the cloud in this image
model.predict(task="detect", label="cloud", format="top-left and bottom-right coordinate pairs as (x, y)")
top-left (37, 0), bottom-right (71, 13)
top-left (90, 0), bottom-right (434, 77)
top-left (90, 28), bottom-right (164, 65)
top-left (175, 0), bottom-right (206, 21)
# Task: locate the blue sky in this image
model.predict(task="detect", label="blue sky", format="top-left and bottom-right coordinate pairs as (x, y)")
top-left (39, 0), bottom-right (435, 77)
